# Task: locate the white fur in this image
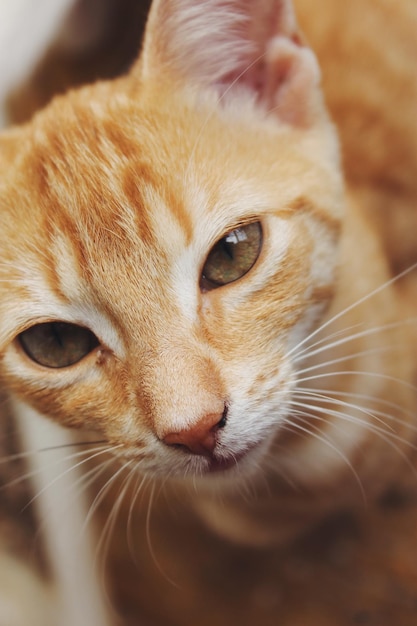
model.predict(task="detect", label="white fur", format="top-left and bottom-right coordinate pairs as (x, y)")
top-left (15, 400), bottom-right (114, 626)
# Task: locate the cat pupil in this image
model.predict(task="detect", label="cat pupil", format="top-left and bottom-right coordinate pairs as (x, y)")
top-left (201, 221), bottom-right (262, 289)
top-left (221, 239), bottom-right (235, 261)
top-left (18, 322), bottom-right (99, 368)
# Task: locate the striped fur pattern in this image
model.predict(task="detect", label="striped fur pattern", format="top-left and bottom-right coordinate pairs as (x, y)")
top-left (0, 0), bottom-right (416, 547)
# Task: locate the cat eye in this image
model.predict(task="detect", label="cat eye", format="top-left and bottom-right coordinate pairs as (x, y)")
top-left (201, 221), bottom-right (262, 289)
top-left (18, 322), bottom-right (99, 368)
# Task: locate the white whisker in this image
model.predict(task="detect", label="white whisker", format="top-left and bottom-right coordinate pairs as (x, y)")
top-left (34, 456), bottom-right (117, 545)
top-left (94, 462), bottom-right (136, 590)
top-left (296, 346), bottom-right (391, 377)
top-left (0, 444), bottom-right (114, 494)
top-left (289, 400), bottom-right (417, 477)
top-left (22, 445), bottom-right (121, 511)
top-left (126, 472), bottom-right (149, 564)
top-left (292, 390), bottom-right (396, 432)
top-left (294, 386), bottom-right (417, 429)
top-left (82, 459), bottom-right (131, 535)
top-left (294, 318), bottom-right (417, 365)
top-left (287, 262), bottom-right (417, 360)
top-left (293, 322), bottom-right (364, 361)
top-left (282, 414), bottom-right (366, 500)
top-left (0, 439), bottom-right (108, 465)
top-left (296, 369), bottom-right (417, 392)
top-left (142, 480), bottom-right (181, 588)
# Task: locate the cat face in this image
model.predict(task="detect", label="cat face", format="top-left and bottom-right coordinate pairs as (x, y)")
top-left (0, 0), bottom-right (344, 478)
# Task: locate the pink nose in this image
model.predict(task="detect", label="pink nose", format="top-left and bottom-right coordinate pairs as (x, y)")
top-left (163, 406), bottom-right (227, 457)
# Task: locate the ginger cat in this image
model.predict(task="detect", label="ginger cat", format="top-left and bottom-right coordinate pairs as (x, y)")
top-left (0, 0), bottom-right (416, 620)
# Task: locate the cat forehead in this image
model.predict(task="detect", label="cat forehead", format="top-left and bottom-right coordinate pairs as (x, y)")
top-left (25, 80), bottom-right (318, 202)
top-left (3, 80), bottom-right (341, 297)
top-left (16, 88), bottom-right (293, 242)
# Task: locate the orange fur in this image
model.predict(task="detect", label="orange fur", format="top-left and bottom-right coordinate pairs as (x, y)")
top-left (0, 0), bottom-right (416, 553)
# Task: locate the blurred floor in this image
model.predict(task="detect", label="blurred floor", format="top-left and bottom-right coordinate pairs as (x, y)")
top-left (101, 479), bottom-right (417, 626)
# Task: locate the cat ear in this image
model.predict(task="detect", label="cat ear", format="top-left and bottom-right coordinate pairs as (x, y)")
top-left (137, 0), bottom-right (322, 127)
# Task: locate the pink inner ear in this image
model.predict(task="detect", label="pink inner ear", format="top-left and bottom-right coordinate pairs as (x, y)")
top-left (140, 0), bottom-right (323, 127)
top-left (213, 35), bottom-right (322, 128)
top-left (261, 37), bottom-right (322, 127)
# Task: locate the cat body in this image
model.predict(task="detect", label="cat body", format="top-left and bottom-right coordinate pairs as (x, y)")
top-left (0, 0), bottom-right (416, 563)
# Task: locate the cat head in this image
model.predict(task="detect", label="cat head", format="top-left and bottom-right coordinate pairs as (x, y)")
top-left (0, 0), bottom-right (344, 479)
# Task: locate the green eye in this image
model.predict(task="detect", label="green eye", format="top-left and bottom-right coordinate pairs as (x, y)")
top-left (201, 221), bottom-right (262, 289)
top-left (19, 322), bottom-right (99, 368)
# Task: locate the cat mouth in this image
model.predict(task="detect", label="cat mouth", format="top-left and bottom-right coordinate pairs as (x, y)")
top-left (208, 456), bottom-right (240, 473)
top-left (206, 446), bottom-right (256, 474)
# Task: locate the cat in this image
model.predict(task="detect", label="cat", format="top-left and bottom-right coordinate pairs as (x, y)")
top-left (0, 0), bottom-right (416, 621)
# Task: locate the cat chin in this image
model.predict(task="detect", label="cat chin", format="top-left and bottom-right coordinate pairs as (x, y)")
top-left (185, 437), bottom-right (273, 487)
top-left (199, 449), bottom-right (255, 479)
